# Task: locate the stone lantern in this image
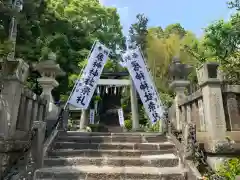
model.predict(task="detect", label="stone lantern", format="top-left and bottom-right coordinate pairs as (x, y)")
top-left (169, 56), bottom-right (192, 87)
top-left (34, 52), bottom-right (65, 119)
top-left (168, 56), bottom-right (192, 131)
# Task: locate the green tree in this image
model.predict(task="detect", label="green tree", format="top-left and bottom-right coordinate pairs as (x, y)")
top-left (201, 15), bottom-right (240, 82)
top-left (0, 0), bottom-right (126, 100)
top-left (146, 25), bottom-right (200, 107)
top-left (228, 0), bottom-right (240, 9)
top-left (129, 13), bottom-right (149, 52)
top-left (164, 23), bottom-right (186, 38)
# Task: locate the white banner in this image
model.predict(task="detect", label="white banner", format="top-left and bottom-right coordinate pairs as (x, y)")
top-left (122, 48), bottom-right (163, 123)
top-left (68, 42), bottom-right (110, 109)
top-left (89, 109), bottom-right (95, 124)
top-left (118, 108), bottom-right (125, 127)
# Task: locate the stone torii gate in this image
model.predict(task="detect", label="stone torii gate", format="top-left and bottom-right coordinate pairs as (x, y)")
top-left (77, 76), bottom-right (140, 131)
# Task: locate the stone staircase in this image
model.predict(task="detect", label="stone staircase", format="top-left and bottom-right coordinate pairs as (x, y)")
top-left (34, 131), bottom-right (187, 180)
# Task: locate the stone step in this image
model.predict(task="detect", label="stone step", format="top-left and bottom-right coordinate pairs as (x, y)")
top-left (105, 126), bottom-right (123, 133)
top-left (53, 142), bottom-right (175, 151)
top-left (58, 131), bottom-right (111, 137)
top-left (56, 135), bottom-right (168, 143)
top-left (44, 154), bottom-right (179, 167)
top-left (58, 131), bottom-right (164, 137)
top-left (48, 149), bottom-right (176, 158)
top-left (34, 165), bottom-right (186, 180)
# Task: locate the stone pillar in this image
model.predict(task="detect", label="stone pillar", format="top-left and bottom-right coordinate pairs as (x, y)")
top-left (198, 99), bottom-right (206, 132)
top-left (0, 79), bottom-right (22, 138)
top-left (35, 52), bottom-right (65, 121)
top-left (0, 58), bottom-right (29, 178)
top-left (0, 58), bottom-right (29, 139)
top-left (130, 78), bottom-right (139, 130)
top-left (31, 121), bottom-right (46, 169)
top-left (62, 109), bottom-right (69, 130)
top-left (79, 109), bottom-right (88, 130)
top-left (197, 62), bottom-right (227, 152)
top-left (170, 81), bottom-right (190, 131)
top-left (226, 92), bottom-right (240, 131)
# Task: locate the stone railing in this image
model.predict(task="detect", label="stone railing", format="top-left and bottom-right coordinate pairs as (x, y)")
top-left (15, 88), bottom-right (47, 133)
top-left (221, 84), bottom-right (240, 132)
top-left (171, 84), bottom-right (240, 145)
top-left (0, 54), bottom-right (65, 179)
top-left (168, 61), bottom-right (240, 174)
top-left (0, 88), bottom-right (47, 179)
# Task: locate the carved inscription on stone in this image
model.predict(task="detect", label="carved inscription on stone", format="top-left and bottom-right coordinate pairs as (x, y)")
top-left (198, 99), bottom-right (206, 132)
top-left (211, 92), bottom-right (222, 126)
top-left (210, 91), bottom-right (226, 141)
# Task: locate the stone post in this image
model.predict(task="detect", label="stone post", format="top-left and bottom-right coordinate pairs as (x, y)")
top-left (35, 52), bottom-right (65, 121)
top-left (62, 108), bottom-right (69, 131)
top-left (0, 58), bottom-right (29, 139)
top-left (130, 78), bottom-right (139, 130)
top-left (0, 58), bottom-right (29, 178)
top-left (31, 121), bottom-right (46, 169)
top-left (79, 109), bottom-right (88, 130)
top-left (197, 62), bottom-right (227, 152)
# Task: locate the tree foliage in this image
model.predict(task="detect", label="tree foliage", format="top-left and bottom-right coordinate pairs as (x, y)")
top-left (201, 14), bottom-right (240, 82)
top-left (129, 13), bottom-right (148, 51)
top-left (164, 23), bottom-right (186, 38)
top-left (145, 24), bottom-right (200, 107)
top-left (217, 158), bottom-right (240, 180)
top-left (1, 0), bottom-right (239, 130)
top-left (228, 0), bottom-right (240, 9)
top-left (0, 0), bottom-right (126, 100)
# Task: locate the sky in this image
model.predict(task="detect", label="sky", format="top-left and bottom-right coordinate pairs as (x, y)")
top-left (99, 0), bottom-right (234, 37)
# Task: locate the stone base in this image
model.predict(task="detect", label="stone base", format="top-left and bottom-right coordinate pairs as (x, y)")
top-left (0, 140), bottom-right (29, 152)
top-left (0, 139), bottom-right (30, 178)
top-left (130, 128), bottom-right (144, 132)
top-left (204, 140), bottom-right (234, 153)
top-left (0, 153), bottom-right (10, 178)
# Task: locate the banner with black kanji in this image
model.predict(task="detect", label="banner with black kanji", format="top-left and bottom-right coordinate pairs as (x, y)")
top-left (68, 42), bottom-right (110, 109)
top-left (122, 48), bottom-right (163, 123)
